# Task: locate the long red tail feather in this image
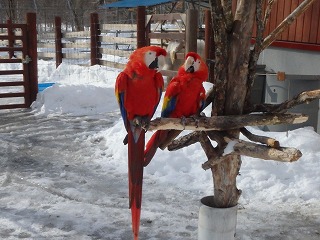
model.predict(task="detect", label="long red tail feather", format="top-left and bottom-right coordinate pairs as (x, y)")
top-left (128, 129), bottom-right (145, 240)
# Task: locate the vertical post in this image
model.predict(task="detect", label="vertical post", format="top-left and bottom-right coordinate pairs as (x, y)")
top-left (55, 16), bottom-right (62, 68)
top-left (26, 12), bottom-right (38, 105)
top-left (205, 9), bottom-right (215, 84)
top-left (185, 9), bottom-right (198, 53)
top-left (137, 6), bottom-right (147, 49)
top-left (7, 19), bottom-right (14, 58)
top-left (90, 12), bottom-right (100, 66)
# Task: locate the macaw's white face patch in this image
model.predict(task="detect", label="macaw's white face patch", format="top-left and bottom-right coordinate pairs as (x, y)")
top-left (144, 51), bottom-right (158, 69)
top-left (184, 56), bottom-right (201, 73)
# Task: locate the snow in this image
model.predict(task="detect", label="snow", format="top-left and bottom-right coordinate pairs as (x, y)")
top-left (0, 59), bottom-right (319, 239)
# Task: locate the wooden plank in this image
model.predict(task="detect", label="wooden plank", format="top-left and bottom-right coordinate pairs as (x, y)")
top-left (0, 92), bottom-right (25, 98)
top-left (26, 12), bottom-right (38, 105)
top-left (269, 0), bottom-right (278, 36)
top-left (0, 59), bottom-right (22, 63)
top-left (148, 13), bottom-right (186, 24)
top-left (38, 32), bottom-right (55, 39)
top-left (63, 31), bottom-right (91, 38)
top-left (101, 24), bottom-right (136, 31)
top-left (277, 0), bottom-right (285, 40)
top-left (0, 70), bottom-right (23, 75)
top-left (0, 35), bottom-right (23, 40)
top-left (0, 81), bottom-right (24, 87)
top-left (99, 48), bottom-right (133, 57)
top-left (148, 32), bottom-right (185, 40)
top-left (0, 23), bottom-right (25, 28)
top-left (317, 2), bottom-right (320, 44)
top-left (310, 1), bottom-right (320, 43)
top-left (302, 0), bottom-right (313, 43)
top-left (288, 0), bottom-right (298, 41)
top-left (99, 59), bottom-right (126, 69)
top-left (0, 46), bottom-right (24, 52)
top-left (37, 52), bottom-right (56, 58)
top-left (0, 103), bottom-right (26, 109)
top-left (62, 52), bottom-right (90, 59)
top-left (294, 0), bottom-right (305, 42)
top-left (62, 42), bottom-right (90, 48)
top-left (37, 42), bottom-right (55, 48)
top-left (281, 0), bottom-right (292, 40)
top-left (99, 35), bottom-right (137, 44)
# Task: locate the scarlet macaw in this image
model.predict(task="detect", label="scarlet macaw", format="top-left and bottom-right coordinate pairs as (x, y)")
top-left (115, 46), bottom-right (166, 240)
top-left (144, 52), bottom-right (209, 165)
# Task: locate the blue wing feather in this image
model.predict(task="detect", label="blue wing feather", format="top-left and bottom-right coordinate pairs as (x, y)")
top-left (161, 96), bottom-right (177, 118)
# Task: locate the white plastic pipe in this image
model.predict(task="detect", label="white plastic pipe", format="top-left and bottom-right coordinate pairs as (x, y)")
top-left (198, 196), bottom-right (238, 240)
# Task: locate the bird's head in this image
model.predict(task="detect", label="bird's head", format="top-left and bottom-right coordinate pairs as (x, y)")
top-left (144, 46), bottom-right (167, 71)
top-left (180, 52), bottom-right (208, 81)
top-left (128, 46), bottom-right (167, 74)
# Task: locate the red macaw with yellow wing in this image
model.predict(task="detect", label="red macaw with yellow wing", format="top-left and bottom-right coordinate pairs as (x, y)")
top-left (115, 46), bottom-right (167, 240)
top-left (144, 52), bottom-right (209, 166)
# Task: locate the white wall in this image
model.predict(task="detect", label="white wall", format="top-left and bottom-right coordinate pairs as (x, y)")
top-left (258, 47), bottom-right (320, 75)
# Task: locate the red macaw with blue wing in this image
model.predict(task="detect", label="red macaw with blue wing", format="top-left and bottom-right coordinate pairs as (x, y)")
top-left (115, 46), bottom-right (167, 240)
top-left (144, 52), bottom-right (209, 165)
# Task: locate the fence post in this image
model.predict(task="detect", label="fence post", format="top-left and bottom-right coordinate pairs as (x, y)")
top-left (185, 9), bottom-right (198, 54)
top-left (55, 16), bottom-right (62, 68)
top-left (91, 12), bottom-right (100, 66)
top-left (7, 19), bottom-right (14, 58)
top-left (26, 12), bottom-right (38, 106)
top-left (205, 9), bottom-right (215, 84)
top-left (137, 6), bottom-right (147, 48)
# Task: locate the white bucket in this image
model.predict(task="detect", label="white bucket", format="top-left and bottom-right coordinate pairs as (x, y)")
top-left (198, 196), bottom-right (238, 240)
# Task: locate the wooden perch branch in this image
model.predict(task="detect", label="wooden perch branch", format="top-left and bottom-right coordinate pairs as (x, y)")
top-left (148, 113), bottom-right (308, 131)
top-left (262, 0), bottom-right (317, 51)
top-left (270, 89), bottom-right (320, 113)
top-left (240, 127), bottom-right (280, 148)
top-left (248, 89), bottom-right (320, 113)
top-left (202, 139), bottom-right (302, 170)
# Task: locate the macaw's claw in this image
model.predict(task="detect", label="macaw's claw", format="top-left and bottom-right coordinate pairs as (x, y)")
top-left (180, 116), bottom-right (187, 130)
top-left (132, 116), bottom-right (149, 130)
top-left (190, 114), bottom-right (206, 128)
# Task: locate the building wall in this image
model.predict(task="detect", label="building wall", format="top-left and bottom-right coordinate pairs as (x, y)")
top-left (258, 47), bottom-right (320, 133)
top-left (258, 47), bottom-right (320, 75)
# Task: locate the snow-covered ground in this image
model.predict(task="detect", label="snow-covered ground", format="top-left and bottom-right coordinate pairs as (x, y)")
top-left (0, 60), bottom-right (319, 239)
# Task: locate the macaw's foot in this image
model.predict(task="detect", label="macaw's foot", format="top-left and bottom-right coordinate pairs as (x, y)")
top-left (190, 114), bottom-right (205, 128)
top-left (132, 116), bottom-right (149, 130)
top-left (180, 116), bottom-right (187, 130)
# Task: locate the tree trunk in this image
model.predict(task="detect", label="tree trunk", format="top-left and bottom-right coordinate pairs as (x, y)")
top-left (209, 0), bottom-right (257, 208)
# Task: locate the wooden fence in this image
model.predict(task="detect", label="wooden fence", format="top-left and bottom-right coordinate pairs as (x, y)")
top-left (37, 10), bottom-right (200, 78)
top-left (0, 13), bottom-right (38, 109)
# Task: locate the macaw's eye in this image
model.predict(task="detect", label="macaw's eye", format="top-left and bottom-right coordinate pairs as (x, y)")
top-left (144, 51), bottom-right (158, 69)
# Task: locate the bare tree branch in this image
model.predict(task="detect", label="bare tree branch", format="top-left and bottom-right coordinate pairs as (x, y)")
top-left (240, 127), bottom-right (280, 148)
top-left (264, 0), bottom-right (276, 27)
top-left (261, 0), bottom-right (317, 51)
top-left (247, 89), bottom-right (320, 113)
top-left (147, 113), bottom-right (308, 131)
top-left (202, 139), bottom-right (302, 170)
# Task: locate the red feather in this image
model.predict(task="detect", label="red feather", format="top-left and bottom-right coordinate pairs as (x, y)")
top-left (144, 52), bottom-right (208, 165)
top-left (115, 46), bottom-right (166, 240)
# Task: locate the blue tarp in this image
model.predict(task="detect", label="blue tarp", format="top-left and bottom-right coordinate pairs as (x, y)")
top-left (101, 0), bottom-right (178, 8)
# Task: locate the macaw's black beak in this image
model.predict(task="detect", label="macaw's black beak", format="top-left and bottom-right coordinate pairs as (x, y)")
top-left (186, 65), bottom-right (195, 73)
top-left (148, 57), bottom-right (158, 69)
